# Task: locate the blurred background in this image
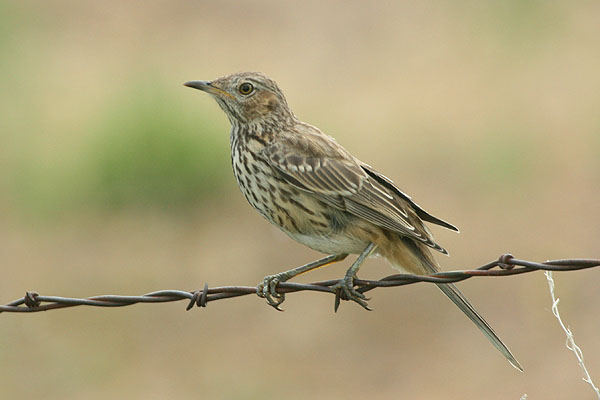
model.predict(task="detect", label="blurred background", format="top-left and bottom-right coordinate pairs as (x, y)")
top-left (1, 1), bottom-right (599, 399)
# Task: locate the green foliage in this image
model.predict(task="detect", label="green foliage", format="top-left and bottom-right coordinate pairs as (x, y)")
top-left (5, 82), bottom-right (231, 218)
top-left (89, 85), bottom-right (230, 211)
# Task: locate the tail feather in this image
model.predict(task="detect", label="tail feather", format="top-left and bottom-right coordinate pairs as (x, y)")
top-left (392, 237), bottom-right (523, 371)
top-left (435, 282), bottom-right (523, 371)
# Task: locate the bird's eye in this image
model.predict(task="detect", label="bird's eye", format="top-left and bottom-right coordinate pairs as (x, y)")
top-left (238, 82), bottom-right (254, 95)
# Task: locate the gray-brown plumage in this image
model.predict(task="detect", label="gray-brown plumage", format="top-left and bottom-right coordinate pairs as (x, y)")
top-left (184, 72), bottom-right (522, 371)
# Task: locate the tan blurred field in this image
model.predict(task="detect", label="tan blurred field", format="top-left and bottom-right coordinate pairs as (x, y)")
top-left (1, 1), bottom-right (599, 399)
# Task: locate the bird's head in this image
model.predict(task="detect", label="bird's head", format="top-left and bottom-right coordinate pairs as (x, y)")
top-left (185, 72), bottom-right (294, 126)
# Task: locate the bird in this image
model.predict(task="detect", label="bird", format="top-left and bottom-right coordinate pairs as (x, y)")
top-left (184, 72), bottom-right (522, 371)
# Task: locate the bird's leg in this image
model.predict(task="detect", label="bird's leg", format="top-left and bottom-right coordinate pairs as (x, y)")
top-left (258, 253), bottom-right (348, 310)
top-left (332, 242), bottom-right (378, 311)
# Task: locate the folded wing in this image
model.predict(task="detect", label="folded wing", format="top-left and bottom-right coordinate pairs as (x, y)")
top-left (261, 131), bottom-right (456, 254)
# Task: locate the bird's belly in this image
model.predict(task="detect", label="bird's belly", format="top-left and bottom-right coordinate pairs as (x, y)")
top-left (284, 231), bottom-right (369, 255)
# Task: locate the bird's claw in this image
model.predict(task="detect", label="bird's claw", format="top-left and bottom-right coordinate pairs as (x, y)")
top-left (257, 273), bottom-right (287, 310)
top-left (332, 275), bottom-right (371, 311)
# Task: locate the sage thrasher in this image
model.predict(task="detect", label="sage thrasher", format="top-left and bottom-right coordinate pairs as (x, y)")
top-left (185, 72), bottom-right (522, 370)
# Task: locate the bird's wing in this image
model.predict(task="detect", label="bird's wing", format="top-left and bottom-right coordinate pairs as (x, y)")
top-left (360, 164), bottom-right (459, 232)
top-left (261, 129), bottom-right (449, 253)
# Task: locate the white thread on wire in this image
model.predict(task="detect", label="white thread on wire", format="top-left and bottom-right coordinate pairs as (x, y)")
top-left (545, 271), bottom-right (600, 399)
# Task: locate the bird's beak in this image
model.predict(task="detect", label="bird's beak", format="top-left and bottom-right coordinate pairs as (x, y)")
top-left (184, 80), bottom-right (233, 99)
top-left (184, 80), bottom-right (212, 91)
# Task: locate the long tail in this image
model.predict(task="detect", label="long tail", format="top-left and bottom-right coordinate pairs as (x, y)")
top-left (435, 280), bottom-right (523, 371)
top-left (394, 238), bottom-right (523, 371)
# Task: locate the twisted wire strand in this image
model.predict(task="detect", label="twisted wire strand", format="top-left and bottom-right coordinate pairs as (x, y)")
top-left (1, 254), bottom-right (598, 313)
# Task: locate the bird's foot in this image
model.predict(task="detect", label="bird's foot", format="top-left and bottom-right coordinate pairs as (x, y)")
top-left (332, 273), bottom-right (371, 311)
top-left (257, 272), bottom-right (290, 311)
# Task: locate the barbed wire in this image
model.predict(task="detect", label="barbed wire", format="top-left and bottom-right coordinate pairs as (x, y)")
top-left (1, 253), bottom-right (598, 314)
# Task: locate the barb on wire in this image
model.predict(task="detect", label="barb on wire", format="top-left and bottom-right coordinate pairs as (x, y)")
top-left (1, 253), bottom-right (598, 314)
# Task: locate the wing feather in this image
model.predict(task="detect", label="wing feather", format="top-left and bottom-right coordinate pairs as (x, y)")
top-left (361, 164), bottom-right (459, 232)
top-left (261, 130), bottom-right (453, 253)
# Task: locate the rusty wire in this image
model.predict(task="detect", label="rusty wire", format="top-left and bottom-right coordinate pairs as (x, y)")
top-left (1, 253), bottom-right (598, 314)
